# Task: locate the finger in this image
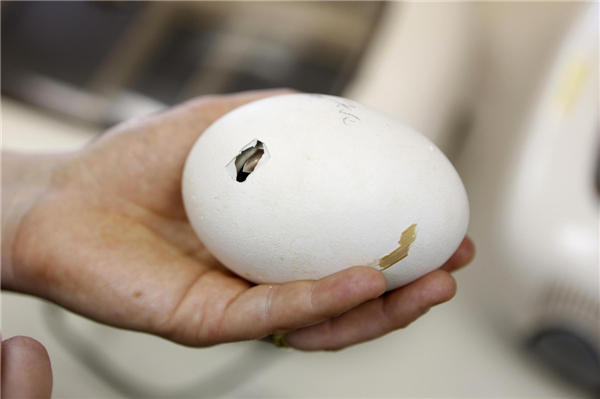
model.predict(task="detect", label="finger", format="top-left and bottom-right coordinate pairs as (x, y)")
top-left (174, 88), bottom-right (299, 143)
top-left (1, 336), bottom-right (53, 398)
top-left (285, 269), bottom-right (457, 351)
top-left (440, 236), bottom-right (475, 273)
top-left (126, 88), bottom-right (298, 142)
top-left (213, 266), bottom-right (388, 344)
top-left (183, 88), bottom-right (299, 120)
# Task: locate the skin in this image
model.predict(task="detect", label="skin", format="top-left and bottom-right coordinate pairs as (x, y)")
top-left (1, 89), bottom-right (475, 395)
top-left (1, 336), bottom-right (53, 398)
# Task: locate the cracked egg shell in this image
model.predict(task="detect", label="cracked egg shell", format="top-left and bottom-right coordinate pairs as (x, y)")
top-left (182, 94), bottom-right (469, 290)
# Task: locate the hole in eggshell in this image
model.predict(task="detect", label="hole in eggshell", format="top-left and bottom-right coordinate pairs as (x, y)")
top-left (225, 139), bottom-right (270, 182)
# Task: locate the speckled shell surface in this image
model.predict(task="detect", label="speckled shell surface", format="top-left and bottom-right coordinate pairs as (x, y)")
top-left (182, 94), bottom-right (469, 290)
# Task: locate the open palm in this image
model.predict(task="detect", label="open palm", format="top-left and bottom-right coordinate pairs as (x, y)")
top-left (7, 90), bottom-right (474, 350)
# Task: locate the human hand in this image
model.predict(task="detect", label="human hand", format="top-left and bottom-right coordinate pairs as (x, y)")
top-left (2, 89), bottom-right (474, 350)
top-left (1, 335), bottom-right (53, 398)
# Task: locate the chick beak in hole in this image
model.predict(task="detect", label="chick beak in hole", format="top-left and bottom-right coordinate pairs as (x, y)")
top-left (242, 149), bottom-right (264, 173)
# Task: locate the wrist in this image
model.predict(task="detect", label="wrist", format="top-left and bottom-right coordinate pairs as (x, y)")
top-left (2, 152), bottom-right (61, 290)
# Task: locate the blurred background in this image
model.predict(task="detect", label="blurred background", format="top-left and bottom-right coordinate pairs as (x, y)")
top-left (2, 1), bottom-right (598, 398)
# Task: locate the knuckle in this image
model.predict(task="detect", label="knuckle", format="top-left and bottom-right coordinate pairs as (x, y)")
top-left (264, 284), bottom-right (281, 332)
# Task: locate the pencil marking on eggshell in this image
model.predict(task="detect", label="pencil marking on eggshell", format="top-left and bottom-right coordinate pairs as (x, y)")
top-left (343, 117), bottom-right (358, 126)
top-left (323, 96), bottom-right (361, 126)
top-left (379, 224), bottom-right (417, 271)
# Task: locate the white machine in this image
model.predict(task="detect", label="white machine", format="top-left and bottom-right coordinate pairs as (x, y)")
top-left (352, 1), bottom-right (599, 392)
top-left (485, 3), bottom-right (595, 386)
top-left (456, 4), bottom-right (599, 391)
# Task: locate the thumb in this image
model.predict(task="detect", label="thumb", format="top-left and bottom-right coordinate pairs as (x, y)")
top-left (1, 336), bottom-right (53, 399)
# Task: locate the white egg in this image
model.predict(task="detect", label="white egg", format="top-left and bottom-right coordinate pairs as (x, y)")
top-left (182, 94), bottom-right (469, 290)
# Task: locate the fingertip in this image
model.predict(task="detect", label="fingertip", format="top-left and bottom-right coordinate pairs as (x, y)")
top-left (3, 336), bottom-right (51, 361)
top-left (220, 88), bottom-right (299, 104)
top-left (422, 270), bottom-right (457, 305)
top-left (180, 88), bottom-right (299, 120)
top-left (458, 236), bottom-right (475, 266)
top-left (441, 236), bottom-right (476, 272)
top-left (2, 336), bottom-right (53, 399)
